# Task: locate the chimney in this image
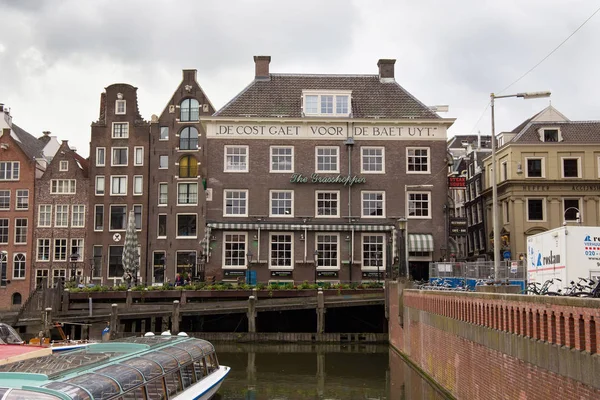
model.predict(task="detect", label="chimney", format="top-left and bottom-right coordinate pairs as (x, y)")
top-left (182, 69), bottom-right (197, 82)
top-left (43, 131), bottom-right (51, 136)
top-left (99, 92), bottom-right (106, 120)
top-left (377, 59), bottom-right (396, 82)
top-left (0, 103), bottom-right (3, 112)
top-left (254, 56), bottom-right (271, 80)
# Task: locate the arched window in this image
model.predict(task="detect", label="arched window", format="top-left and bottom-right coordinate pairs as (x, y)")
top-left (180, 99), bottom-right (199, 122)
top-left (12, 292), bottom-right (22, 305)
top-left (13, 253), bottom-right (25, 279)
top-left (179, 155), bottom-right (198, 178)
top-left (179, 127), bottom-right (199, 150)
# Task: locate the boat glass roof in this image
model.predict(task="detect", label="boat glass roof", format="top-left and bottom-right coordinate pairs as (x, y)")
top-left (119, 358), bottom-right (162, 381)
top-left (173, 342), bottom-right (204, 359)
top-left (160, 347), bottom-right (192, 365)
top-left (43, 381), bottom-right (91, 400)
top-left (64, 373), bottom-right (120, 400)
top-left (139, 352), bottom-right (178, 372)
top-left (113, 336), bottom-right (177, 346)
top-left (94, 364), bottom-right (143, 391)
top-left (0, 352), bottom-right (112, 377)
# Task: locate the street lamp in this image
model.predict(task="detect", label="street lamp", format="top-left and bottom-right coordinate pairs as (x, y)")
top-left (397, 217), bottom-right (407, 279)
top-left (246, 251), bottom-right (253, 285)
top-left (197, 251), bottom-right (206, 282)
top-left (313, 250), bottom-right (319, 284)
top-left (563, 207), bottom-right (581, 225)
top-left (490, 91), bottom-right (551, 281)
top-left (69, 252), bottom-right (79, 283)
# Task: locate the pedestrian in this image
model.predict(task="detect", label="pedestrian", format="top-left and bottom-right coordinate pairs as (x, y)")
top-left (175, 273), bottom-right (184, 286)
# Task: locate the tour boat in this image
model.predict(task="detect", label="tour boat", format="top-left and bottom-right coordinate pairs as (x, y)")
top-left (0, 322), bottom-right (89, 355)
top-left (0, 332), bottom-right (230, 399)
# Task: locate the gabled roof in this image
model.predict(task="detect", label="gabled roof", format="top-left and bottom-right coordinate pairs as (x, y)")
top-left (215, 74), bottom-right (440, 119)
top-left (512, 121), bottom-right (600, 144)
top-left (511, 105), bottom-right (569, 134)
top-left (447, 134), bottom-right (492, 149)
top-left (11, 123), bottom-right (45, 159)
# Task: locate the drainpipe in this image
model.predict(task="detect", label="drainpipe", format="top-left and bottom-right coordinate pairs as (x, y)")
top-left (345, 122), bottom-right (354, 282)
top-left (257, 226), bottom-right (261, 265)
top-left (304, 226), bottom-right (308, 263)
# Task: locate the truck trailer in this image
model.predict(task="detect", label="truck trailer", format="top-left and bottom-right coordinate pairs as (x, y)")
top-left (526, 226), bottom-right (600, 292)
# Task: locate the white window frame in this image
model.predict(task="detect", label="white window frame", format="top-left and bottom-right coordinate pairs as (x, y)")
top-left (70, 239), bottom-right (84, 261)
top-left (0, 190), bottom-right (9, 210)
top-left (37, 238), bottom-right (50, 262)
top-left (224, 145), bottom-right (249, 173)
top-left (159, 155), bottom-right (169, 169)
top-left (95, 176), bottom-right (105, 196)
top-left (53, 238), bottom-right (68, 261)
top-left (111, 147), bottom-right (128, 167)
top-left (406, 147), bottom-right (430, 174)
top-left (176, 213), bottom-right (198, 239)
top-left (315, 146), bottom-right (340, 173)
top-left (133, 175), bottom-right (143, 196)
top-left (158, 183), bottom-right (168, 206)
top-left (177, 182), bottom-right (198, 206)
top-left (0, 219), bottom-right (7, 244)
top-left (12, 253), bottom-right (26, 279)
top-left (360, 147), bottom-right (385, 174)
top-left (96, 147), bottom-right (106, 167)
top-left (269, 190), bottom-right (294, 217)
top-left (94, 204), bottom-right (104, 231)
top-left (407, 191), bottom-right (431, 219)
top-left (315, 190), bottom-right (340, 218)
top-left (14, 218), bottom-right (27, 244)
top-left (157, 214), bottom-right (167, 239)
top-left (223, 189), bottom-right (248, 217)
top-left (269, 233), bottom-right (294, 270)
top-left (361, 191), bottom-right (386, 218)
top-left (112, 122), bottom-right (129, 139)
top-left (134, 146), bottom-right (144, 166)
top-left (159, 126), bottom-right (169, 141)
top-left (361, 234), bottom-right (386, 272)
top-left (526, 198), bottom-right (546, 222)
top-left (109, 204), bottom-right (127, 231)
top-left (59, 160), bottom-right (68, 171)
top-left (110, 175), bottom-right (128, 196)
top-left (115, 99), bottom-right (126, 115)
top-left (222, 232), bottom-right (247, 269)
top-left (38, 204), bottom-right (52, 227)
top-left (50, 179), bottom-right (76, 194)
top-left (134, 205), bottom-right (142, 230)
top-left (302, 90), bottom-right (352, 117)
top-left (71, 205), bottom-right (85, 228)
top-left (15, 189), bottom-right (28, 210)
top-left (270, 146), bottom-right (294, 173)
top-left (315, 233), bottom-right (340, 270)
top-left (561, 157), bottom-right (581, 178)
top-left (55, 205), bottom-right (69, 227)
top-left (525, 157), bottom-right (545, 178)
top-left (0, 161), bottom-right (20, 181)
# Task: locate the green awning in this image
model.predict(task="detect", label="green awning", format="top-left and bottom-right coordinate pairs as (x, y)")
top-left (408, 234), bottom-right (434, 252)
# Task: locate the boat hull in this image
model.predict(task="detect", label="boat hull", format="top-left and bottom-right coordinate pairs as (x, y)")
top-left (172, 365), bottom-right (230, 400)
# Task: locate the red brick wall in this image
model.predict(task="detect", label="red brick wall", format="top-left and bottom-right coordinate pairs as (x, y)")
top-left (388, 283), bottom-right (600, 400)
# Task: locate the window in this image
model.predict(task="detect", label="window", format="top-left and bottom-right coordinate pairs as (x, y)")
top-left (361, 191), bottom-right (385, 218)
top-left (54, 239), bottom-right (67, 261)
top-left (224, 190), bottom-right (248, 216)
top-left (52, 269), bottom-right (66, 287)
top-left (316, 147), bottom-right (339, 173)
top-left (224, 233), bottom-right (246, 268)
top-left (112, 148), bottom-right (128, 166)
top-left (177, 214), bottom-right (197, 238)
top-left (112, 122), bottom-right (129, 138)
top-left (15, 218), bottom-right (27, 244)
top-left (504, 201), bottom-right (510, 224)
top-left (224, 146), bottom-right (248, 172)
top-left (111, 176), bottom-right (127, 196)
top-left (0, 161), bottom-right (19, 180)
top-left (115, 99), bottom-right (126, 114)
top-left (158, 214), bottom-right (167, 238)
top-left (134, 205), bottom-right (142, 230)
top-left (53, 205), bottom-right (68, 227)
top-left (153, 251), bottom-right (166, 284)
top-left (336, 95), bottom-right (349, 114)
top-left (134, 147), bottom-right (144, 166)
top-left (270, 234), bottom-right (293, 268)
top-left (108, 246), bottom-right (124, 278)
top-left (37, 239), bottom-right (50, 261)
top-left (0, 190), bottom-right (9, 210)
top-left (91, 246), bottom-right (102, 278)
top-left (0, 219), bottom-right (7, 244)
top-left (563, 199), bottom-right (581, 222)
top-left (36, 269), bottom-right (49, 288)
top-left (96, 147), bottom-right (106, 166)
top-left (270, 190), bottom-right (293, 217)
top-left (407, 148), bottom-right (430, 173)
top-left (159, 155), bottom-right (169, 169)
top-left (362, 235), bottom-right (385, 270)
top-left (176, 251), bottom-right (197, 276)
top-left (72, 205), bottom-right (85, 228)
top-left (13, 254), bottom-right (25, 279)
top-left (562, 158), bottom-right (580, 178)
top-left (38, 205), bottom-right (52, 227)
top-left (178, 183), bottom-right (198, 205)
top-left (179, 155), bottom-right (198, 178)
top-left (160, 126), bottom-right (169, 140)
top-left (51, 179), bottom-right (76, 194)
top-left (316, 234), bottom-right (339, 269)
top-left (94, 205), bottom-right (104, 231)
top-left (361, 147), bottom-right (384, 173)
top-left (159, 183), bottom-right (168, 205)
top-left (59, 160), bottom-right (68, 171)
top-left (179, 127), bottom-right (199, 150)
top-left (110, 205), bottom-right (127, 230)
top-left (180, 98), bottom-right (199, 122)
top-left (270, 146), bottom-right (294, 172)
top-left (543, 129), bottom-right (559, 142)
top-left (95, 176), bottom-right (105, 195)
top-left (316, 191), bottom-right (339, 217)
top-left (526, 158), bottom-right (543, 178)
top-left (70, 239), bottom-right (84, 261)
top-left (15, 190), bottom-right (28, 210)
top-left (527, 199), bottom-right (544, 221)
top-left (303, 92), bottom-right (351, 116)
top-left (0, 253), bottom-right (6, 287)
top-left (407, 192), bottom-right (430, 218)
top-left (133, 176), bottom-right (143, 195)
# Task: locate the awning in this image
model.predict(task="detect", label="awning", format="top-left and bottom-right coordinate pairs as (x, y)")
top-left (206, 222), bottom-right (394, 232)
top-left (408, 234), bottom-right (434, 252)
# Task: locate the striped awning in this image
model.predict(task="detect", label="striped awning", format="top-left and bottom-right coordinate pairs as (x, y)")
top-left (206, 222), bottom-right (394, 232)
top-left (408, 234), bottom-right (434, 252)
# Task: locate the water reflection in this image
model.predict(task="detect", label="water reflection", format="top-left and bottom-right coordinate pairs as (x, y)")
top-left (214, 343), bottom-right (447, 400)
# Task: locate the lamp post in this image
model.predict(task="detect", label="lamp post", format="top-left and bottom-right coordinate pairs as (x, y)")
top-left (197, 251), bottom-right (206, 283)
top-left (490, 91), bottom-right (551, 281)
top-left (313, 250), bottom-right (319, 284)
top-left (88, 258), bottom-right (96, 285)
top-left (563, 207), bottom-right (581, 225)
top-left (69, 252), bottom-right (79, 283)
top-left (246, 251), bottom-right (253, 285)
top-left (397, 217), bottom-right (407, 279)
top-left (376, 251), bottom-right (382, 284)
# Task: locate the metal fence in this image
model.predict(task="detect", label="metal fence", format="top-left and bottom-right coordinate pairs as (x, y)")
top-left (429, 260), bottom-right (526, 281)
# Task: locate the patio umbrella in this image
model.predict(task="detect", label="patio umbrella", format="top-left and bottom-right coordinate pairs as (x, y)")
top-left (122, 209), bottom-right (140, 286)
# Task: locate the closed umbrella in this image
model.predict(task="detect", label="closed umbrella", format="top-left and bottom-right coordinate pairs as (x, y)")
top-left (122, 209), bottom-right (140, 286)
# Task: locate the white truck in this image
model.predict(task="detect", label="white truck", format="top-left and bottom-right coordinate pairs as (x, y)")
top-left (526, 226), bottom-right (600, 292)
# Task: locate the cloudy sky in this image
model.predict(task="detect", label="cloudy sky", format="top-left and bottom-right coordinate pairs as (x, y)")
top-left (1, 0), bottom-right (599, 156)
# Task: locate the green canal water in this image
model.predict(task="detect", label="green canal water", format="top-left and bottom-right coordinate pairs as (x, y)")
top-left (214, 343), bottom-right (448, 399)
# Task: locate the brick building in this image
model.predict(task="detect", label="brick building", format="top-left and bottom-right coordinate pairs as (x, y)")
top-left (202, 56), bottom-right (455, 283)
top-left (32, 141), bottom-right (89, 288)
top-left (87, 85), bottom-right (150, 285)
top-left (0, 104), bottom-right (46, 310)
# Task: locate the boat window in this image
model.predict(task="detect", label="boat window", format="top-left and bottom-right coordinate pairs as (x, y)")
top-left (140, 352), bottom-right (178, 372)
top-left (144, 377), bottom-right (166, 400)
top-left (206, 353), bottom-right (218, 374)
top-left (164, 371), bottom-right (182, 398)
top-left (194, 340), bottom-right (215, 355)
top-left (43, 382), bottom-right (92, 400)
top-left (180, 364), bottom-right (196, 388)
top-left (65, 373), bottom-right (120, 400)
top-left (121, 386), bottom-right (145, 400)
top-left (94, 364), bottom-right (144, 391)
top-left (120, 358), bottom-right (162, 381)
top-left (5, 389), bottom-right (62, 400)
top-left (160, 347), bottom-right (192, 365)
top-left (193, 359), bottom-right (205, 380)
top-left (173, 343), bottom-right (203, 360)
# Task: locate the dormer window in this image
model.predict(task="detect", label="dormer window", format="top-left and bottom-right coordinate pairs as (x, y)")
top-left (115, 100), bottom-right (126, 115)
top-left (538, 127), bottom-right (562, 142)
top-left (302, 91), bottom-right (351, 117)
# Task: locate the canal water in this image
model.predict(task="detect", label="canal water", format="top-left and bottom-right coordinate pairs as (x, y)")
top-left (214, 343), bottom-right (448, 399)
